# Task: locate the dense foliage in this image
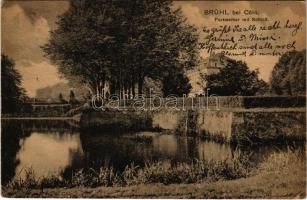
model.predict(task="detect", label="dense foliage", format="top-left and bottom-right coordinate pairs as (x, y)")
top-left (202, 59), bottom-right (268, 96)
top-left (69, 90), bottom-right (79, 104)
top-left (43, 0), bottom-right (199, 97)
top-left (1, 54), bottom-right (26, 113)
top-left (270, 50), bottom-right (306, 95)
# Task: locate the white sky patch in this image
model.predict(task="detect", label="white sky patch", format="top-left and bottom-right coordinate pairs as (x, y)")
top-left (17, 61), bottom-right (67, 97)
top-left (15, 133), bottom-right (82, 179)
top-left (2, 4), bottom-right (66, 97)
top-left (2, 4), bottom-right (50, 63)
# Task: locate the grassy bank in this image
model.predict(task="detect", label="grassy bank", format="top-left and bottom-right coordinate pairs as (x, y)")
top-left (2, 150), bottom-right (305, 198)
top-left (4, 156), bottom-right (251, 189)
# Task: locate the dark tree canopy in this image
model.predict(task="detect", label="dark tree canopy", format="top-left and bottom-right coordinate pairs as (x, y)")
top-left (1, 54), bottom-right (26, 113)
top-left (69, 90), bottom-right (79, 104)
top-left (202, 60), bottom-right (268, 96)
top-left (270, 50), bottom-right (306, 96)
top-left (162, 69), bottom-right (191, 96)
top-left (43, 0), bottom-right (199, 97)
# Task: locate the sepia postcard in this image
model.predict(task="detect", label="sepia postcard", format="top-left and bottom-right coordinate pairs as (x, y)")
top-left (1, 0), bottom-right (306, 198)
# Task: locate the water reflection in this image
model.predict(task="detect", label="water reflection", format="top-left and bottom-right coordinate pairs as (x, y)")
top-left (152, 135), bottom-right (178, 156)
top-left (1, 121), bottom-right (30, 184)
top-left (1, 120), bottom-right (305, 184)
top-left (15, 132), bottom-right (83, 179)
top-left (198, 141), bottom-right (232, 162)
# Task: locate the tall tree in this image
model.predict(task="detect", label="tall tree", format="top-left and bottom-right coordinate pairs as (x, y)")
top-left (43, 1), bottom-right (120, 97)
top-left (270, 50), bottom-right (306, 95)
top-left (43, 0), bottom-right (199, 97)
top-left (1, 54), bottom-right (26, 113)
top-left (201, 60), bottom-right (268, 96)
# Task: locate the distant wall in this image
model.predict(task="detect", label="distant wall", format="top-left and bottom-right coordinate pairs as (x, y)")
top-left (196, 111), bottom-right (233, 141)
top-left (150, 108), bottom-right (306, 143)
top-left (80, 110), bottom-right (152, 131)
top-left (118, 96), bottom-right (305, 110)
top-left (152, 110), bottom-right (183, 130)
top-left (77, 96), bottom-right (306, 143)
top-left (79, 107), bottom-right (305, 143)
top-left (2, 103), bottom-right (80, 117)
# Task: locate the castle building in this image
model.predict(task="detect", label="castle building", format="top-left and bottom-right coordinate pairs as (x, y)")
top-left (186, 52), bottom-right (230, 96)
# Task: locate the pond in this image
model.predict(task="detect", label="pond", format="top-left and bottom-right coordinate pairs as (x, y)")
top-left (1, 119), bottom-right (305, 185)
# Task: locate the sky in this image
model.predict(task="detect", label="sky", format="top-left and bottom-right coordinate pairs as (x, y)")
top-left (1, 1), bottom-right (306, 97)
top-left (2, 0), bottom-right (69, 97)
top-left (175, 1), bottom-right (306, 81)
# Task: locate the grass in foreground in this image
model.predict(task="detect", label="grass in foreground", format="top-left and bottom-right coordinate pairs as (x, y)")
top-left (6, 154), bottom-right (251, 189)
top-left (2, 149), bottom-right (305, 198)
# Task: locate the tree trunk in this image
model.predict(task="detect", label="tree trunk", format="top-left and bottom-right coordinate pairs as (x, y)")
top-left (128, 85), bottom-right (131, 99)
top-left (101, 75), bottom-right (105, 99)
top-left (110, 80), bottom-right (115, 95)
top-left (132, 81), bottom-right (135, 98)
top-left (96, 84), bottom-right (100, 97)
top-left (138, 78), bottom-right (143, 95)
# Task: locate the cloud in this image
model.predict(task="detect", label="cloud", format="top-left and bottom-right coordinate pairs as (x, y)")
top-left (17, 61), bottom-right (68, 97)
top-left (2, 4), bottom-right (50, 63)
top-left (2, 3), bottom-right (67, 97)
